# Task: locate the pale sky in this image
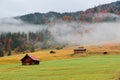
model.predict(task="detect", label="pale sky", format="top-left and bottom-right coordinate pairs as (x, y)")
top-left (0, 0), bottom-right (118, 18)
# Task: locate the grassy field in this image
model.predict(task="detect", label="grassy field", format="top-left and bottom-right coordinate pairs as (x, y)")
top-left (0, 54), bottom-right (120, 80)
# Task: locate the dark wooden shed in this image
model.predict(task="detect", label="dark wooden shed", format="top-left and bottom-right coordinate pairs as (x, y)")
top-left (21, 54), bottom-right (40, 65)
top-left (74, 47), bottom-right (86, 54)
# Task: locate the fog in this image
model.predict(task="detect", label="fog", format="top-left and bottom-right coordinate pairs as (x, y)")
top-left (48, 21), bottom-right (120, 45)
top-left (0, 18), bottom-right (48, 33)
top-left (0, 17), bottom-right (120, 46)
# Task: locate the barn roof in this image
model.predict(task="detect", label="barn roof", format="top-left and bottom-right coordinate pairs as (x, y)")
top-left (21, 54), bottom-right (39, 61)
top-left (74, 48), bottom-right (86, 51)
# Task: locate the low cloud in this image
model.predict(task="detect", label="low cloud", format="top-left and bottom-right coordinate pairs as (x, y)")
top-left (48, 21), bottom-right (120, 45)
top-left (0, 18), bottom-right (47, 33)
top-left (0, 17), bottom-right (120, 46)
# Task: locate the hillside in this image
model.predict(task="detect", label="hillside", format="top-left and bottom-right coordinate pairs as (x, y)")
top-left (15, 1), bottom-right (120, 24)
top-left (1, 43), bottom-right (120, 63)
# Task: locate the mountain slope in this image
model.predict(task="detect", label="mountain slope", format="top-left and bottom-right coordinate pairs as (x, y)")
top-left (15, 1), bottom-right (120, 24)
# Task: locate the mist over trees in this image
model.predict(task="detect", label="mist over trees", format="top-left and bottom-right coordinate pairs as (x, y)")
top-left (0, 29), bottom-right (56, 57)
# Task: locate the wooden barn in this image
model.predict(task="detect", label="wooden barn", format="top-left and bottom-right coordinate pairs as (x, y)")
top-left (21, 54), bottom-right (40, 65)
top-left (74, 47), bottom-right (86, 54)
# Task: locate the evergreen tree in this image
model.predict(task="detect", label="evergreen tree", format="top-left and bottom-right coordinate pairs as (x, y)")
top-left (7, 50), bottom-right (11, 56)
top-left (30, 46), bottom-right (35, 52)
top-left (0, 48), bottom-right (4, 57)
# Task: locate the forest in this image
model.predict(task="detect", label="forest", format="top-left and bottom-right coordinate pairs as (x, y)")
top-left (0, 29), bottom-right (56, 57)
top-left (15, 1), bottom-right (120, 24)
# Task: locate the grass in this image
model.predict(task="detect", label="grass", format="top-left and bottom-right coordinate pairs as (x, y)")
top-left (0, 44), bottom-right (120, 80)
top-left (0, 54), bottom-right (120, 80)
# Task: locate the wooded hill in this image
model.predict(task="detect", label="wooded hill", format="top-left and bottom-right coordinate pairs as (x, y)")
top-left (15, 1), bottom-right (120, 24)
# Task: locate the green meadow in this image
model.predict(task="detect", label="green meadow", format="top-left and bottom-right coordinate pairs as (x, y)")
top-left (0, 55), bottom-right (120, 80)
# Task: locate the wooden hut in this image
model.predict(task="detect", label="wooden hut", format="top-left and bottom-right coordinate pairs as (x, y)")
top-left (74, 47), bottom-right (86, 54)
top-left (21, 54), bottom-right (40, 65)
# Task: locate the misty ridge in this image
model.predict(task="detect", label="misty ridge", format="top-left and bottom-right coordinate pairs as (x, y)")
top-left (0, 13), bottom-right (120, 46)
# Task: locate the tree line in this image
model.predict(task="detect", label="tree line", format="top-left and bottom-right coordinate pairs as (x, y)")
top-left (0, 29), bottom-right (53, 57)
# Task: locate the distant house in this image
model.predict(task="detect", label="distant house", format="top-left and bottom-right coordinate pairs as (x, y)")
top-left (21, 54), bottom-right (40, 65)
top-left (74, 47), bottom-right (86, 54)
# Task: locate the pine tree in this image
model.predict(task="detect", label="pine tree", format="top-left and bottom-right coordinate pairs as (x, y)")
top-left (7, 50), bottom-right (11, 56)
top-left (30, 46), bottom-right (35, 52)
top-left (0, 48), bottom-right (4, 57)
